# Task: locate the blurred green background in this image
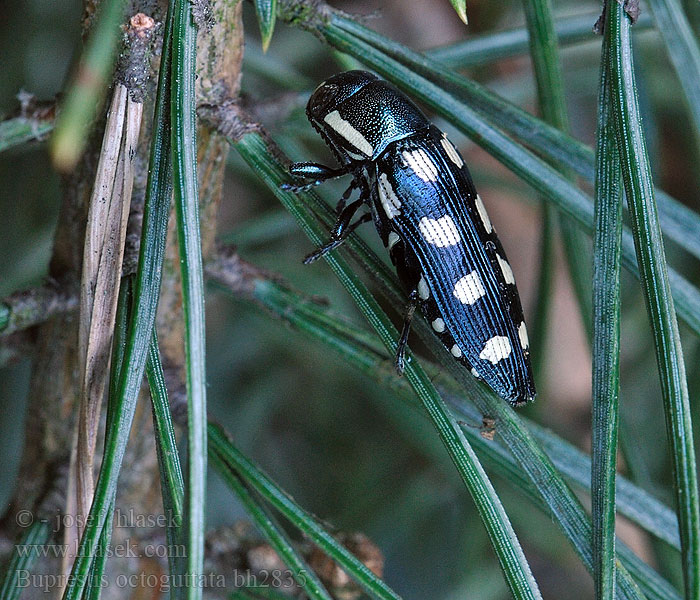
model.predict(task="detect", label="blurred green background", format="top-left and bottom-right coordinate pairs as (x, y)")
top-left (2, 0), bottom-right (700, 597)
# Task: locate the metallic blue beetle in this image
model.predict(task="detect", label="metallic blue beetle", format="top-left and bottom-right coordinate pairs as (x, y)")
top-left (289, 71), bottom-right (536, 406)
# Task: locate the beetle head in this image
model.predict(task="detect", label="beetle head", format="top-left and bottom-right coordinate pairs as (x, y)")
top-left (306, 70), bottom-right (430, 163)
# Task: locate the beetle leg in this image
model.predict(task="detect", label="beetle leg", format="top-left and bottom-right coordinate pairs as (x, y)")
top-left (334, 176), bottom-right (362, 213)
top-left (334, 168), bottom-right (372, 212)
top-left (283, 162), bottom-right (349, 192)
top-left (395, 289), bottom-right (419, 375)
top-left (303, 198), bottom-right (372, 264)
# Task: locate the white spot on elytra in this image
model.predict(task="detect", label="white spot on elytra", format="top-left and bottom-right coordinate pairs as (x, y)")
top-left (518, 322), bottom-right (529, 350)
top-left (475, 194), bottom-right (493, 233)
top-left (471, 367), bottom-right (481, 379)
top-left (402, 149), bottom-right (439, 182)
top-left (323, 110), bottom-right (373, 156)
top-left (418, 215), bottom-right (461, 247)
top-left (417, 276), bottom-right (430, 300)
top-left (387, 232), bottom-right (400, 250)
top-left (432, 318), bottom-right (445, 333)
top-left (479, 336), bottom-right (512, 364)
top-left (378, 173), bottom-right (401, 219)
top-left (440, 135), bottom-right (464, 168)
top-left (451, 344), bottom-right (462, 357)
top-left (453, 271), bottom-right (486, 305)
top-left (497, 254), bottom-right (515, 285)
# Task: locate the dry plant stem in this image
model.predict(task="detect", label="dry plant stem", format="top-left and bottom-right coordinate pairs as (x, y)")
top-left (52, 85), bottom-right (128, 588)
top-left (66, 85), bottom-right (142, 582)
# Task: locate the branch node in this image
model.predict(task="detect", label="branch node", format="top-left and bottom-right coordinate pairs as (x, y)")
top-left (198, 100), bottom-right (261, 142)
top-left (116, 13), bottom-right (158, 103)
top-left (277, 0), bottom-right (333, 31)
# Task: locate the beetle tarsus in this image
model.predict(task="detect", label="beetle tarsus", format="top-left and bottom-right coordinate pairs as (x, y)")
top-left (303, 212), bottom-right (372, 264)
top-left (303, 239), bottom-right (341, 264)
top-left (303, 197), bottom-right (370, 264)
top-left (281, 180), bottom-right (321, 192)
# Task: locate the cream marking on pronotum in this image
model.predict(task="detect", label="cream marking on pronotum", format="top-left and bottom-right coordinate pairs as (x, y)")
top-left (432, 317), bottom-right (446, 333)
top-left (453, 271), bottom-right (486, 305)
top-left (402, 149), bottom-right (439, 182)
top-left (451, 344), bottom-right (463, 358)
top-left (471, 367), bottom-right (481, 379)
top-left (518, 321), bottom-right (529, 350)
top-left (323, 110), bottom-right (374, 156)
top-left (440, 135), bottom-right (464, 168)
top-left (387, 231), bottom-right (400, 250)
top-left (417, 276), bottom-right (430, 300)
top-left (475, 194), bottom-right (493, 233)
top-left (418, 215), bottom-right (461, 247)
top-left (378, 173), bottom-right (401, 219)
top-left (480, 336), bottom-right (512, 364)
top-left (496, 254), bottom-right (515, 285)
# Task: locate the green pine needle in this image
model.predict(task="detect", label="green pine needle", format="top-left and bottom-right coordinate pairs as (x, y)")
top-left (254, 0), bottom-right (278, 52)
top-left (605, 2), bottom-right (700, 597)
top-left (171, 0), bottom-right (207, 597)
top-left (591, 20), bottom-right (623, 599)
top-left (449, 0), bottom-right (468, 24)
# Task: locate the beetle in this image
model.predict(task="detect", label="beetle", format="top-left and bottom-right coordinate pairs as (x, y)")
top-left (286, 70), bottom-right (536, 406)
